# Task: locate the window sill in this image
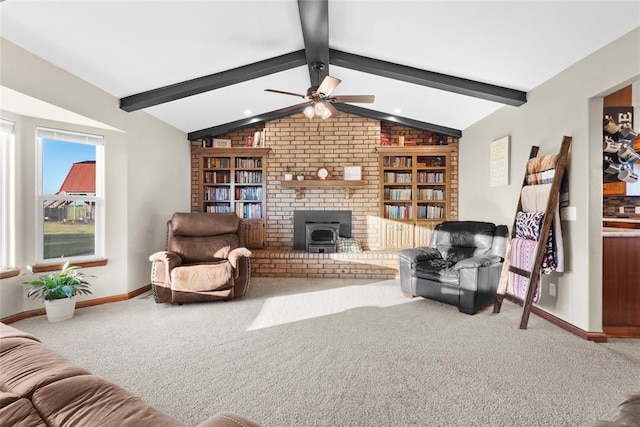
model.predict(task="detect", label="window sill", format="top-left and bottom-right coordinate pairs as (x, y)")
top-left (32, 259), bottom-right (108, 273)
top-left (0, 268), bottom-right (21, 279)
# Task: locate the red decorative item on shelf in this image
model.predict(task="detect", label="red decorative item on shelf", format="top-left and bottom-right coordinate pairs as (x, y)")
top-left (380, 137), bottom-right (391, 146)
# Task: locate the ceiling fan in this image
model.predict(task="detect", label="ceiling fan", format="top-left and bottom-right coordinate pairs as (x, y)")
top-left (265, 62), bottom-right (375, 119)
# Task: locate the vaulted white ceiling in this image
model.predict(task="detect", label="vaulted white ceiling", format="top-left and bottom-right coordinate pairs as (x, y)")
top-left (1, 1), bottom-right (639, 137)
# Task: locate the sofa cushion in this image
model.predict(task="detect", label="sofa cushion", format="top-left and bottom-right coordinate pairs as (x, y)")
top-left (0, 338), bottom-right (89, 398)
top-left (169, 234), bottom-right (239, 264)
top-left (433, 221), bottom-right (497, 262)
top-left (32, 375), bottom-right (184, 427)
top-left (170, 212), bottom-right (239, 237)
top-left (414, 260), bottom-right (459, 285)
top-left (0, 396), bottom-right (47, 426)
top-left (171, 261), bottom-right (233, 292)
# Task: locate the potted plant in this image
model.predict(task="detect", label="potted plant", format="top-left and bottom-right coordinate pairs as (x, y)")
top-left (284, 166), bottom-right (293, 181)
top-left (296, 172), bottom-right (305, 181)
top-left (23, 261), bottom-right (93, 322)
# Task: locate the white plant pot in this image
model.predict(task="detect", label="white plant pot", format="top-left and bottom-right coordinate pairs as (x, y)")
top-left (297, 176), bottom-right (304, 181)
top-left (44, 296), bottom-right (76, 322)
top-left (284, 173), bottom-right (293, 181)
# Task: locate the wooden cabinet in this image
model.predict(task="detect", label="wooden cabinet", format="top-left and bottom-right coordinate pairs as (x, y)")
top-left (377, 146), bottom-right (454, 249)
top-left (603, 234), bottom-right (640, 337)
top-left (192, 147), bottom-right (270, 248)
top-left (603, 181), bottom-right (627, 196)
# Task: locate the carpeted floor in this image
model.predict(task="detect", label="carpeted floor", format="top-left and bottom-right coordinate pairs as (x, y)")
top-left (12, 278), bottom-right (640, 427)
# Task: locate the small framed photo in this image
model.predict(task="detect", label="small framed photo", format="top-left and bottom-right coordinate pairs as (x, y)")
top-left (213, 138), bottom-right (232, 148)
top-left (344, 166), bottom-right (362, 181)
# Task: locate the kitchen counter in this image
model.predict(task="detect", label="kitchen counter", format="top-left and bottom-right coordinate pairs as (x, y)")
top-left (603, 227), bottom-right (640, 237)
top-left (602, 217), bottom-right (640, 223)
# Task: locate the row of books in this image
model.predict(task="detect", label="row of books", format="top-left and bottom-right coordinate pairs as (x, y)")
top-left (205, 204), bottom-right (233, 213)
top-left (417, 205), bottom-right (445, 219)
top-left (235, 187), bottom-right (263, 201)
top-left (384, 188), bottom-right (412, 200)
top-left (384, 205), bottom-right (413, 219)
top-left (204, 171), bottom-right (230, 184)
top-left (417, 172), bottom-right (445, 183)
top-left (235, 203), bottom-right (262, 219)
top-left (417, 188), bottom-right (445, 200)
top-left (383, 156), bottom-right (413, 167)
top-left (204, 187), bottom-right (230, 201)
top-left (236, 157), bottom-right (262, 168)
top-left (383, 172), bottom-right (412, 183)
top-left (204, 157), bottom-right (230, 168)
top-left (235, 171), bottom-right (263, 184)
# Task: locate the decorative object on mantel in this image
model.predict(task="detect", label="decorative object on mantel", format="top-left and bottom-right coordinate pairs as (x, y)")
top-left (603, 107), bottom-right (639, 183)
top-left (297, 172), bottom-right (305, 181)
top-left (343, 166), bottom-right (362, 181)
top-left (284, 166), bottom-right (293, 181)
top-left (314, 167), bottom-right (330, 180)
top-left (213, 138), bottom-right (231, 148)
top-left (264, 62), bottom-right (374, 120)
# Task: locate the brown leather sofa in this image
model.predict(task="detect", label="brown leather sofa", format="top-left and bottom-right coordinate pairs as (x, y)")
top-left (150, 212), bottom-right (251, 304)
top-left (0, 322), bottom-right (262, 426)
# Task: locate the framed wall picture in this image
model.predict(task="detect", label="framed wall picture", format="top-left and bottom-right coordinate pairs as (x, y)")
top-left (490, 136), bottom-right (510, 187)
top-left (344, 166), bottom-right (362, 181)
top-left (212, 138), bottom-right (232, 148)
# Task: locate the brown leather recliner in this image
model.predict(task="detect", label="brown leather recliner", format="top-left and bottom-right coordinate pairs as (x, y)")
top-left (149, 212), bottom-right (251, 304)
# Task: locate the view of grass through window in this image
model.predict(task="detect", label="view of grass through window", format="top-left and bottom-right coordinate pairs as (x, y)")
top-left (42, 139), bottom-right (96, 260)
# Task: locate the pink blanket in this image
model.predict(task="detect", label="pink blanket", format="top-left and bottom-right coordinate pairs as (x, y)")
top-left (508, 238), bottom-right (541, 303)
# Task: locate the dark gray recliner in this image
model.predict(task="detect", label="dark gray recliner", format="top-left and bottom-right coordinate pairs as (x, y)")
top-left (398, 221), bottom-right (508, 314)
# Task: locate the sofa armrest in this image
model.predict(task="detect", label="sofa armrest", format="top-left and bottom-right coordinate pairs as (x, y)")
top-left (397, 247), bottom-right (442, 263)
top-left (149, 251), bottom-right (182, 286)
top-left (453, 255), bottom-right (503, 271)
top-left (228, 247), bottom-right (251, 270)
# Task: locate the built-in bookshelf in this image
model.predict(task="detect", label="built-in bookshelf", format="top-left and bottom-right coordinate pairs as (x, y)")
top-left (378, 147), bottom-right (453, 222)
top-left (193, 147), bottom-right (270, 248)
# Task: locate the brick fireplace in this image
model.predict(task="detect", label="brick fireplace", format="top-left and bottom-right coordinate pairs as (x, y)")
top-left (190, 112), bottom-right (459, 278)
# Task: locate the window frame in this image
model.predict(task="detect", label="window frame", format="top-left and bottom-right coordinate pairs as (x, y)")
top-left (36, 127), bottom-right (105, 264)
top-left (0, 119), bottom-right (16, 272)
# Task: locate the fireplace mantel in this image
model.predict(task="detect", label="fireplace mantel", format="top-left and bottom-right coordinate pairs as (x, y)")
top-left (279, 179), bottom-right (365, 199)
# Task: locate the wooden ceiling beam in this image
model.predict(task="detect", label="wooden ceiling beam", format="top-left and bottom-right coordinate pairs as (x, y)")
top-left (330, 49), bottom-right (527, 107)
top-left (297, 0), bottom-right (330, 86)
top-left (120, 50), bottom-right (307, 112)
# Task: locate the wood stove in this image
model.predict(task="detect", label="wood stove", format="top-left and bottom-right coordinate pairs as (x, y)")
top-left (306, 222), bottom-right (340, 253)
top-left (293, 210), bottom-right (352, 252)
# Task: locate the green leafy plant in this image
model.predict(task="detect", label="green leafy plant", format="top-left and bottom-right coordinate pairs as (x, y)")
top-left (23, 261), bottom-right (93, 301)
top-left (296, 172), bottom-right (304, 176)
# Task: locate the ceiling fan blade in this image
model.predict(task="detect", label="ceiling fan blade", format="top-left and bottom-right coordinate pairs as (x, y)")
top-left (330, 95), bottom-right (375, 104)
top-left (317, 76), bottom-right (341, 97)
top-left (277, 101), bottom-right (312, 114)
top-left (265, 89), bottom-right (307, 98)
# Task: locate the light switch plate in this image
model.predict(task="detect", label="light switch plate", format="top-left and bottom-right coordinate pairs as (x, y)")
top-left (636, 206), bottom-right (640, 214)
top-left (619, 206), bottom-right (626, 213)
top-left (560, 206), bottom-right (576, 221)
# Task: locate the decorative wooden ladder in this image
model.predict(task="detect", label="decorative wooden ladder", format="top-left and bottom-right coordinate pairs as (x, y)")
top-left (493, 136), bottom-right (572, 329)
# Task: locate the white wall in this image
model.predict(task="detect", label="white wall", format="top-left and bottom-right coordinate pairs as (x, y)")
top-left (459, 28), bottom-right (640, 332)
top-left (0, 38), bottom-right (191, 319)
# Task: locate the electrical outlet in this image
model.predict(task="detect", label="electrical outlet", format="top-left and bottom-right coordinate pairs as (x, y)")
top-left (635, 206), bottom-right (640, 214)
top-left (619, 206), bottom-right (626, 214)
top-left (549, 283), bottom-right (557, 297)
top-left (560, 206), bottom-right (576, 221)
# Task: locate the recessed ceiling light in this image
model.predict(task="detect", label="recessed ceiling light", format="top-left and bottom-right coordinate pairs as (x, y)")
top-left (244, 109), bottom-right (252, 116)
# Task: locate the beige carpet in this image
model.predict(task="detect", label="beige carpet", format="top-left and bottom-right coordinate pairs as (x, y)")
top-left (12, 278), bottom-right (640, 427)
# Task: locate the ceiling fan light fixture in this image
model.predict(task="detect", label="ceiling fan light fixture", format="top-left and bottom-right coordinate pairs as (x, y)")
top-left (320, 106), bottom-right (332, 119)
top-left (303, 105), bottom-right (315, 119)
top-left (314, 102), bottom-right (326, 116)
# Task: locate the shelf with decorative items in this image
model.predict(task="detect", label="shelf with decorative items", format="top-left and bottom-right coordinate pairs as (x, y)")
top-left (377, 146), bottom-right (454, 249)
top-left (279, 179), bottom-right (365, 199)
top-left (192, 147), bottom-right (270, 248)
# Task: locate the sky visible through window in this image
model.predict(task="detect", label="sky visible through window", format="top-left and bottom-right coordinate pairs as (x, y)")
top-left (43, 138), bottom-right (96, 194)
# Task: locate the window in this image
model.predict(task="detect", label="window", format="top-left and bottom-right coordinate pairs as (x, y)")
top-left (1, 119), bottom-right (15, 270)
top-left (36, 128), bottom-right (104, 263)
